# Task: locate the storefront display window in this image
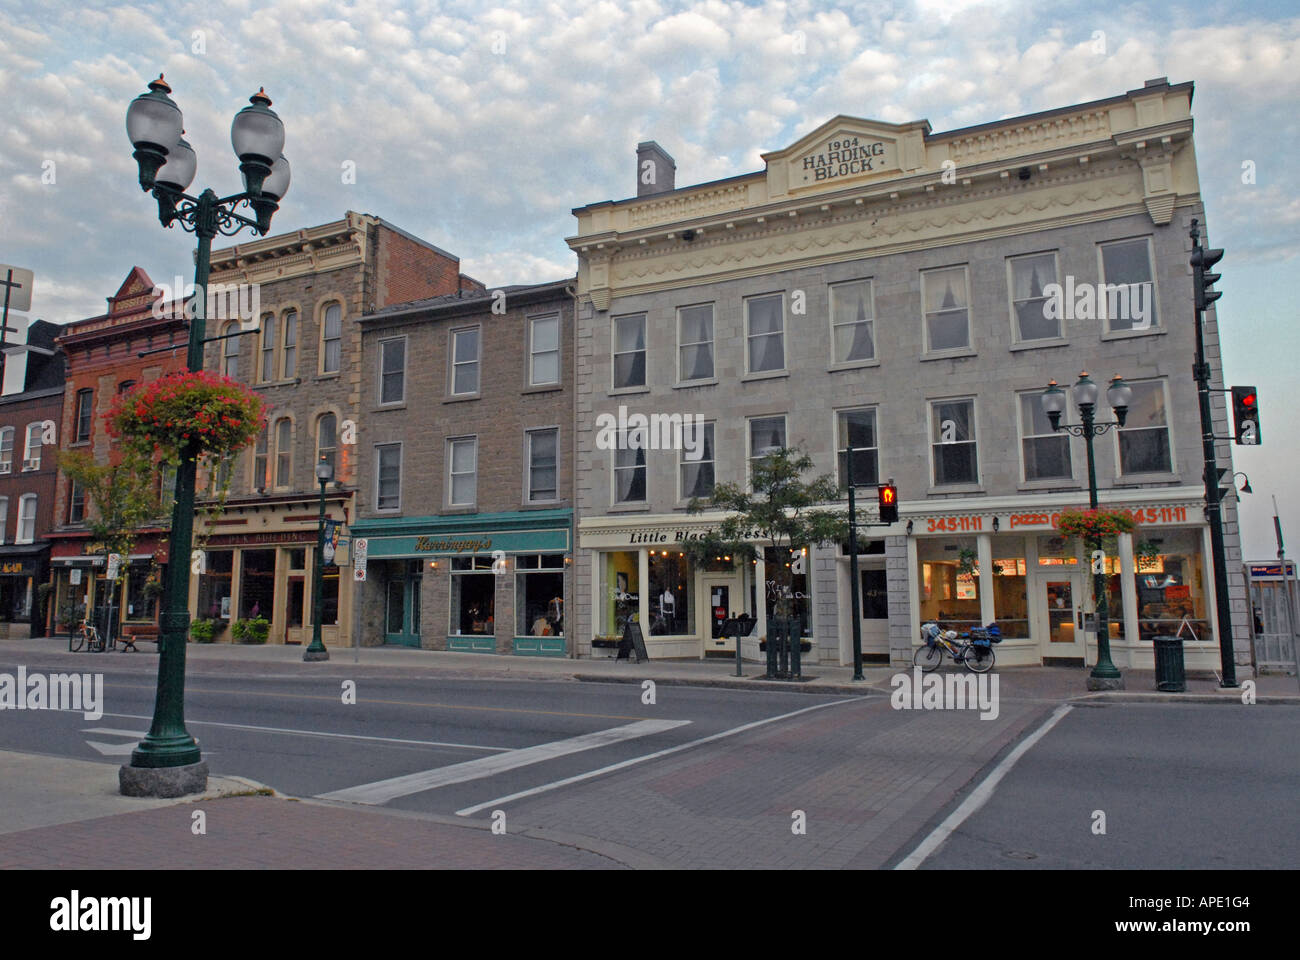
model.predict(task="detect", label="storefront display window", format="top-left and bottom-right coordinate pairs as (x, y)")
top-left (991, 541), bottom-right (1028, 638)
top-left (516, 554), bottom-right (565, 637)
top-left (451, 555), bottom-right (495, 635)
top-left (918, 537), bottom-right (980, 632)
top-left (124, 560), bottom-right (157, 622)
top-left (239, 549), bottom-right (275, 619)
top-left (648, 550), bottom-right (692, 636)
top-left (604, 551), bottom-right (639, 635)
top-left (759, 546), bottom-right (812, 637)
top-left (197, 551), bottom-right (234, 621)
top-left (1135, 529), bottom-right (1208, 641)
top-left (318, 548), bottom-right (340, 626)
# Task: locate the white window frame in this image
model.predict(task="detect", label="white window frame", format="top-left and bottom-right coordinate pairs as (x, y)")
top-left (525, 427), bottom-right (560, 503)
top-left (528, 314), bottom-right (561, 387)
top-left (612, 428), bottom-right (647, 504)
top-left (834, 406), bottom-right (879, 490)
top-left (747, 414), bottom-right (787, 488)
top-left (1097, 236), bottom-right (1160, 334)
top-left (221, 321), bottom-right (241, 378)
top-left (928, 397), bottom-right (980, 487)
top-left (0, 427), bottom-right (15, 474)
top-left (16, 493), bottom-right (36, 545)
top-left (259, 312), bottom-right (277, 383)
top-left (450, 326), bottom-right (481, 396)
top-left (316, 413), bottom-right (338, 476)
top-left (744, 292), bottom-right (786, 375)
top-left (1113, 379), bottom-right (1175, 477)
top-left (1006, 251), bottom-right (1062, 344)
top-left (281, 309), bottom-right (298, 379)
top-left (828, 279), bottom-right (876, 366)
top-left (252, 427), bottom-right (269, 492)
top-left (921, 265), bottom-right (972, 354)
top-left (678, 420), bottom-right (715, 502)
top-left (612, 313), bottom-right (647, 390)
top-left (375, 442), bottom-right (402, 512)
top-left (448, 437), bottom-right (478, 507)
top-left (74, 389), bottom-right (93, 443)
top-left (378, 336), bottom-right (407, 406)
top-left (0, 496), bottom-right (7, 545)
top-left (273, 417), bottom-right (292, 490)
top-left (1017, 391), bottom-right (1075, 484)
top-left (321, 302), bottom-right (343, 374)
top-left (676, 303), bottom-right (715, 383)
top-left (22, 423), bottom-right (41, 470)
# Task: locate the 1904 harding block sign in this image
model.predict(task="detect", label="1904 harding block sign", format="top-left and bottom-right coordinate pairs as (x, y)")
top-left (567, 78), bottom-right (1249, 671)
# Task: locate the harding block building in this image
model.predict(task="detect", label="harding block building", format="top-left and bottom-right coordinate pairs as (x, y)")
top-left (567, 78), bottom-right (1250, 671)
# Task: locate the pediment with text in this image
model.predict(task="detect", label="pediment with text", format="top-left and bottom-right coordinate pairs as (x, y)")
top-left (763, 115), bottom-right (931, 198)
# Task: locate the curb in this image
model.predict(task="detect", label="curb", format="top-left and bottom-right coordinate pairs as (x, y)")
top-left (1076, 692), bottom-right (1300, 705)
top-left (573, 673), bottom-right (883, 696)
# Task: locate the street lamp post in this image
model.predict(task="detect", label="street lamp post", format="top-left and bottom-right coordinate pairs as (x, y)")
top-left (305, 455), bottom-right (333, 661)
top-left (120, 75), bottom-right (289, 797)
top-left (1041, 372), bottom-right (1132, 691)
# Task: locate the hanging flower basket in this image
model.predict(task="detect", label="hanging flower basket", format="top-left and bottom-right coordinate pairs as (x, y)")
top-left (1055, 508), bottom-right (1138, 542)
top-left (106, 371), bottom-right (266, 464)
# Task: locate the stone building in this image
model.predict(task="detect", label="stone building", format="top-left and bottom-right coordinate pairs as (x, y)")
top-left (193, 211), bottom-right (483, 647)
top-left (351, 279), bottom-right (575, 654)
top-left (567, 79), bottom-right (1250, 672)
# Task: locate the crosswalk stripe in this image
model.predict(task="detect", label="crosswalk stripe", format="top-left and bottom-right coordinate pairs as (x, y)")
top-left (317, 718), bottom-right (690, 805)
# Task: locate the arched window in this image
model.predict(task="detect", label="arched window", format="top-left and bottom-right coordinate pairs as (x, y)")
top-left (275, 417), bottom-right (292, 488)
top-left (260, 313), bottom-right (277, 382)
top-left (23, 423), bottom-right (42, 470)
top-left (316, 413), bottom-right (337, 475)
top-left (222, 321), bottom-right (240, 378)
top-left (16, 494), bottom-right (37, 544)
top-left (281, 310), bottom-right (297, 379)
top-left (252, 426), bottom-right (269, 491)
top-left (0, 426), bottom-right (15, 473)
top-left (321, 303), bottom-right (342, 373)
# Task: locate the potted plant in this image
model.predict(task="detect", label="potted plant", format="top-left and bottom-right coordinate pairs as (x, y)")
top-left (106, 370), bottom-right (266, 466)
top-left (233, 617), bottom-right (270, 644)
top-left (190, 618), bottom-right (217, 643)
top-left (957, 548), bottom-right (978, 576)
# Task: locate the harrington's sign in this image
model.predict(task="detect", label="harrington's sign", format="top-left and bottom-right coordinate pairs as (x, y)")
top-left (414, 536), bottom-right (492, 553)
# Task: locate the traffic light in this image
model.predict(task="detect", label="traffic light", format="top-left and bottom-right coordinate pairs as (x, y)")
top-left (1191, 244), bottom-right (1224, 311)
top-left (1231, 385), bottom-right (1260, 445)
top-left (878, 482), bottom-right (899, 524)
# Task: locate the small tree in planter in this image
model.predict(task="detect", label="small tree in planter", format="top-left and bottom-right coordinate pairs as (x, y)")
top-left (683, 446), bottom-right (847, 677)
top-left (189, 618), bottom-right (217, 643)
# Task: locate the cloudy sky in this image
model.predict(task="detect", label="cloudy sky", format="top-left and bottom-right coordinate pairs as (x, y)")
top-left (1, 0), bottom-right (1297, 557)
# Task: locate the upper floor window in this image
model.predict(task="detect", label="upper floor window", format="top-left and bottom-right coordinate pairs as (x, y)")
top-left (68, 479), bottom-right (85, 523)
top-left (613, 314), bottom-right (646, 389)
top-left (451, 327), bottom-right (480, 395)
top-left (745, 293), bottom-right (785, 374)
top-left (253, 426), bottom-right (269, 491)
top-left (23, 423), bottom-right (41, 470)
top-left (280, 310), bottom-right (298, 379)
top-left (221, 321), bottom-right (240, 378)
top-left (922, 266), bottom-right (970, 352)
top-left (526, 428), bottom-right (558, 502)
top-left (930, 398), bottom-right (978, 485)
top-left (117, 380), bottom-right (135, 394)
top-left (1020, 392), bottom-right (1072, 482)
top-left (529, 314), bottom-right (560, 386)
top-left (613, 429), bottom-right (646, 503)
top-left (0, 496), bottom-right (7, 545)
top-left (677, 304), bottom-right (714, 382)
top-left (1117, 380), bottom-right (1172, 475)
top-left (379, 337), bottom-right (406, 405)
top-left (375, 443), bottom-right (401, 511)
top-left (1099, 237), bottom-right (1158, 332)
top-left (448, 437), bottom-right (478, 506)
top-left (260, 313), bottom-right (277, 382)
top-left (274, 417), bottom-right (292, 488)
top-left (830, 280), bottom-right (875, 364)
top-left (679, 421), bottom-right (715, 500)
top-left (316, 413), bottom-right (337, 476)
top-left (836, 407), bottom-right (879, 488)
top-left (0, 427), bottom-right (13, 474)
top-left (321, 303), bottom-right (343, 374)
top-left (748, 415), bottom-right (787, 484)
top-left (1009, 252), bottom-right (1060, 342)
top-left (75, 389), bottom-right (93, 443)
top-left (16, 494), bottom-right (36, 544)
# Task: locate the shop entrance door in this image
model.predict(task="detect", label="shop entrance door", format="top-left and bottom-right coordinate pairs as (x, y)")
top-left (384, 565), bottom-right (422, 647)
top-left (701, 575), bottom-right (742, 653)
top-left (1035, 573), bottom-right (1084, 661)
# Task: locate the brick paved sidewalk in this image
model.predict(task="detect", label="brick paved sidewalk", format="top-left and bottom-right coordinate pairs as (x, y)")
top-left (0, 795), bottom-right (624, 870)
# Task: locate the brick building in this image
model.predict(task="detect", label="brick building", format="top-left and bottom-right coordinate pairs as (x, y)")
top-left (351, 279), bottom-right (576, 654)
top-left (567, 79), bottom-right (1250, 672)
top-left (0, 318), bottom-right (65, 636)
top-left (47, 267), bottom-right (187, 642)
top-left (193, 212), bottom-right (484, 648)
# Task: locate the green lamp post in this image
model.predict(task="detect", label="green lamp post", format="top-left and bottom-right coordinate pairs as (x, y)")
top-left (304, 455), bottom-right (333, 661)
top-left (120, 75), bottom-right (289, 796)
top-left (1041, 372), bottom-right (1132, 691)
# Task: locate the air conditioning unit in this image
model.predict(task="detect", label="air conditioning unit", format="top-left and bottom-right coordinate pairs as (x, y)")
top-left (22, 459), bottom-right (40, 471)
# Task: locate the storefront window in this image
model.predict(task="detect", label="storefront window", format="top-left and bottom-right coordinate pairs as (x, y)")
top-left (516, 554), bottom-right (564, 637)
top-left (124, 561), bottom-right (157, 622)
top-left (1036, 535), bottom-right (1078, 567)
top-left (240, 549), bottom-right (275, 619)
top-left (198, 551), bottom-right (234, 620)
top-left (1135, 529), bottom-right (1208, 642)
top-left (604, 551), bottom-right (639, 636)
top-left (761, 546), bottom-right (812, 637)
top-left (451, 555), bottom-right (495, 635)
top-left (648, 550), bottom-right (692, 636)
top-left (918, 537), bottom-right (980, 632)
top-left (991, 540), bottom-right (1028, 639)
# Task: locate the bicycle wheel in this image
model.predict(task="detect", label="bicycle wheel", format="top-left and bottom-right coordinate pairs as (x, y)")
top-left (964, 644), bottom-right (995, 674)
top-left (70, 630), bottom-right (84, 652)
top-left (913, 642), bottom-right (943, 672)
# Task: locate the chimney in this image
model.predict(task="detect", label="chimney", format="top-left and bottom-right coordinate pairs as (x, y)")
top-left (636, 141), bottom-right (676, 197)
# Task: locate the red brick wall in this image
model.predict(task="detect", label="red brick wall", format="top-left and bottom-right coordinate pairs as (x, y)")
top-left (374, 224), bottom-right (483, 308)
top-left (0, 390), bottom-right (65, 544)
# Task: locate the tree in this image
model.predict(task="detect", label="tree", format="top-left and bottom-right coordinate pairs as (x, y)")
top-left (683, 446), bottom-right (847, 622)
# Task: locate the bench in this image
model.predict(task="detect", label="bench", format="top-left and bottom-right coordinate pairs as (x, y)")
top-left (119, 631), bottom-right (159, 653)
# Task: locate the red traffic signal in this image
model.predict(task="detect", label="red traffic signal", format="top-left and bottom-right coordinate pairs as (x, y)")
top-left (878, 482), bottom-right (899, 523)
top-left (1231, 386), bottom-right (1259, 445)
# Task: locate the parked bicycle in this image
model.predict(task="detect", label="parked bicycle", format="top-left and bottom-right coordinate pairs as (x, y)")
top-left (70, 618), bottom-right (112, 653)
top-left (912, 622), bottom-right (1000, 673)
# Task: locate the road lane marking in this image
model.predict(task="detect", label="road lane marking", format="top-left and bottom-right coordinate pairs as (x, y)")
top-left (85, 741), bottom-right (137, 756)
top-left (100, 712), bottom-right (511, 752)
top-left (455, 697), bottom-right (863, 816)
top-left (319, 718), bottom-right (692, 805)
top-left (82, 728), bottom-right (149, 739)
top-left (893, 703), bottom-right (1074, 870)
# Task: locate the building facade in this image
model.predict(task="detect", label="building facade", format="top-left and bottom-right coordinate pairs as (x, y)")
top-left (567, 79), bottom-right (1251, 671)
top-left (351, 279), bottom-right (575, 655)
top-left (194, 211), bottom-right (483, 647)
top-left (47, 268), bottom-right (187, 643)
top-left (0, 319), bottom-right (66, 636)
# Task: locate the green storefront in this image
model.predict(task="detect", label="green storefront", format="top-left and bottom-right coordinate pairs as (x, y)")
top-left (351, 509), bottom-right (572, 656)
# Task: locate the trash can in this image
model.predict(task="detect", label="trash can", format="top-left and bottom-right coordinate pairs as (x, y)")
top-left (1153, 635), bottom-right (1186, 692)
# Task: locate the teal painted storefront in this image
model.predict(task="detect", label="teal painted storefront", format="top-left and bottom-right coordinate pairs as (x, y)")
top-left (352, 510), bottom-right (572, 657)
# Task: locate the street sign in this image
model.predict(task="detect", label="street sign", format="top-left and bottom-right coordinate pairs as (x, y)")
top-left (353, 537), bottom-right (368, 582)
top-left (0, 265), bottom-right (34, 314)
top-left (70, 568), bottom-right (82, 585)
top-left (107, 553), bottom-right (123, 579)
